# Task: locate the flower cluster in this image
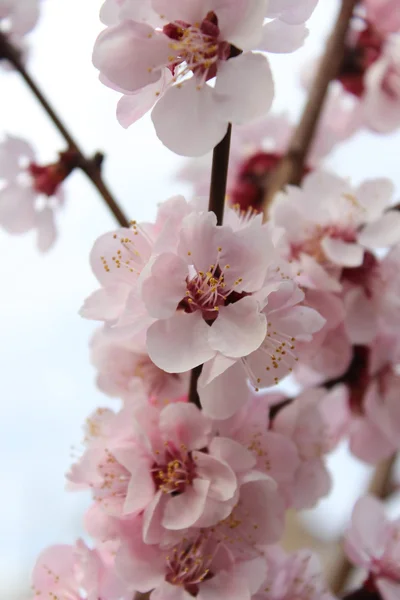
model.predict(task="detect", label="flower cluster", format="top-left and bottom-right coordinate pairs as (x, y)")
top-left (93, 0), bottom-right (319, 155)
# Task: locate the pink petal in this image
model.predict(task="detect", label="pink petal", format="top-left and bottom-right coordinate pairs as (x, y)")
top-left (147, 311), bottom-right (216, 373)
top-left (79, 284), bottom-right (131, 321)
top-left (193, 451), bottom-right (237, 501)
top-left (259, 20), bottom-right (308, 53)
top-left (36, 207), bottom-right (57, 253)
top-left (162, 478), bottom-right (210, 529)
top-left (321, 237), bottom-right (364, 267)
top-left (208, 297), bottom-right (267, 358)
top-left (32, 545), bottom-right (76, 593)
top-left (200, 571), bottom-right (251, 600)
top-left (151, 79), bottom-right (229, 157)
top-left (93, 21), bottom-right (169, 91)
top-left (116, 524), bottom-right (164, 591)
top-left (209, 437), bottom-right (256, 472)
top-left (160, 402), bottom-right (212, 450)
top-left (0, 184), bottom-right (36, 233)
top-left (199, 359), bottom-right (249, 419)
top-left (142, 252), bottom-right (187, 318)
top-left (214, 53), bottom-right (274, 125)
top-left (358, 211), bottom-right (400, 248)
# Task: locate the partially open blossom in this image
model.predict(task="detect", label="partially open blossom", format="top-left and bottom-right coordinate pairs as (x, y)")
top-left (93, 0), bottom-right (318, 156)
top-left (345, 495), bottom-right (400, 600)
top-left (0, 135), bottom-right (76, 251)
top-left (31, 539), bottom-right (127, 600)
top-left (256, 546), bottom-right (337, 600)
top-left (90, 326), bottom-right (189, 404)
top-left (271, 171), bottom-right (400, 291)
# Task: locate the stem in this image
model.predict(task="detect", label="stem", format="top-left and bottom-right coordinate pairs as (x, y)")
top-left (329, 454), bottom-right (397, 594)
top-left (262, 0), bottom-right (358, 217)
top-left (188, 125), bottom-right (232, 406)
top-left (0, 32), bottom-right (129, 228)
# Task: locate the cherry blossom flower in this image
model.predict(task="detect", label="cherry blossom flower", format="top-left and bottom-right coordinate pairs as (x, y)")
top-left (116, 518), bottom-right (267, 600)
top-left (255, 546), bottom-right (337, 600)
top-left (0, 135), bottom-right (76, 251)
top-left (90, 326), bottom-right (189, 404)
top-left (272, 385), bottom-right (348, 509)
top-left (271, 171), bottom-right (400, 291)
top-left (345, 495), bottom-right (400, 600)
top-left (31, 539), bottom-right (127, 600)
top-left (0, 0), bottom-right (40, 37)
top-left (93, 0), bottom-right (318, 156)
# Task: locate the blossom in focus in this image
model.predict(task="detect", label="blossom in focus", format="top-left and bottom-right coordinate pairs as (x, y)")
top-left (345, 495), bottom-right (400, 600)
top-left (31, 539), bottom-right (127, 600)
top-left (256, 546), bottom-right (337, 600)
top-left (116, 518), bottom-right (267, 600)
top-left (0, 135), bottom-right (76, 251)
top-left (93, 0), bottom-right (318, 156)
top-left (271, 171), bottom-right (400, 291)
top-left (90, 326), bottom-right (189, 404)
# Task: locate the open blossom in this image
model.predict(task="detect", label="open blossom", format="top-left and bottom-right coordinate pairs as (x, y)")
top-left (116, 518), bottom-right (267, 600)
top-left (345, 495), bottom-right (400, 600)
top-left (255, 546), bottom-right (337, 600)
top-left (90, 326), bottom-right (189, 404)
top-left (272, 385), bottom-right (349, 509)
top-left (93, 0), bottom-right (318, 156)
top-left (31, 539), bottom-right (127, 600)
top-left (82, 204), bottom-right (324, 419)
top-left (271, 171), bottom-right (400, 291)
top-left (0, 135), bottom-right (76, 251)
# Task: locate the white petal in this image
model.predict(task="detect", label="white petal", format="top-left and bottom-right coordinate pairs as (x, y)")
top-left (321, 237), bottom-right (364, 267)
top-left (214, 53), bottom-right (274, 125)
top-left (358, 211), bottom-right (400, 248)
top-left (152, 79), bottom-right (228, 157)
top-left (147, 311), bottom-right (216, 372)
top-left (0, 184), bottom-right (36, 233)
top-left (258, 20), bottom-right (308, 53)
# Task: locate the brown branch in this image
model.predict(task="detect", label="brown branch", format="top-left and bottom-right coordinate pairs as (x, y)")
top-left (0, 31), bottom-right (129, 228)
top-left (262, 0), bottom-right (358, 217)
top-left (329, 454), bottom-right (397, 595)
top-left (188, 125), bottom-right (232, 406)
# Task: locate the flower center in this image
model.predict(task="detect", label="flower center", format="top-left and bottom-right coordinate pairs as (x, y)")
top-left (95, 448), bottom-right (130, 505)
top-left (28, 150), bottom-right (79, 197)
top-left (152, 444), bottom-right (196, 495)
top-left (165, 537), bottom-right (213, 596)
top-left (290, 224), bottom-right (356, 264)
top-left (163, 12), bottom-right (238, 83)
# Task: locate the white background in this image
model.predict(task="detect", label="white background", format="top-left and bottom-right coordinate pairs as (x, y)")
top-left (1, 1), bottom-right (400, 597)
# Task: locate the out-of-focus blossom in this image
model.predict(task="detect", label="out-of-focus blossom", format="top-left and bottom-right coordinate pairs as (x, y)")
top-left (271, 171), bottom-right (400, 291)
top-left (256, 546), bottom-right (337, 600)
top-left (93, 0), bottom-right (319, 156)
top-left (364, 0), bottom-right (400, 35)
top-left (0, 135), bottom-right (76, 251)
top-left (90, 326), bottom-right (189, 404)
top-left (31, 539), bottom-right (127, 600)
top-left (0, 0), bottom-right (40, 37)
top-left (345, 495), bottom-right (400, 600)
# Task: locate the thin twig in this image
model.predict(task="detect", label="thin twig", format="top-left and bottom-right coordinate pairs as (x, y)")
top-left (0, 31), bottom-right (129, 228)
top-left (188, 125), bottom-right (232, 406)
top-left (329, 454), bottom-right (397, 595)
top-left (262, 0), bottom-right (358, 217)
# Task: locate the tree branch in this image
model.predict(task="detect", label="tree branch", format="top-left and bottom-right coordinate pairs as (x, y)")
top-left (188, 125), bottom-right (232, 406)
top-left (262, 0), bottom-right (358, 217)
top-left (0, 31), bottom-right (129, 228)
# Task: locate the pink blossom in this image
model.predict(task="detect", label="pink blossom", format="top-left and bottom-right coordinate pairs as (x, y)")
top-left (363, 37), bottom-right (400, 133)
top-left (31, 539), bottom-right (127, 600)
top-left (0, 136), bottom-right (75, 251)
top-left (83, 204), bottom-right (324, 419)
top-left (345, 495), bottom-right (400, 600)
top-left (255, 546), bottom-right (336, 600)
top-left (90, 326), bottom-right (189, 404)
top-left (93, 0), bottom-right (317, 156)
top-left (271, 171), bottom-right (400, 291)
top-left (116, 519), bottom-right (267, 600)
top-left (272, 385), bottom-right (349, 509)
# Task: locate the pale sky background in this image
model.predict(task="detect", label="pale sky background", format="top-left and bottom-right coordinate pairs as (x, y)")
top-left (1, 1), bottom-right (400, 597)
